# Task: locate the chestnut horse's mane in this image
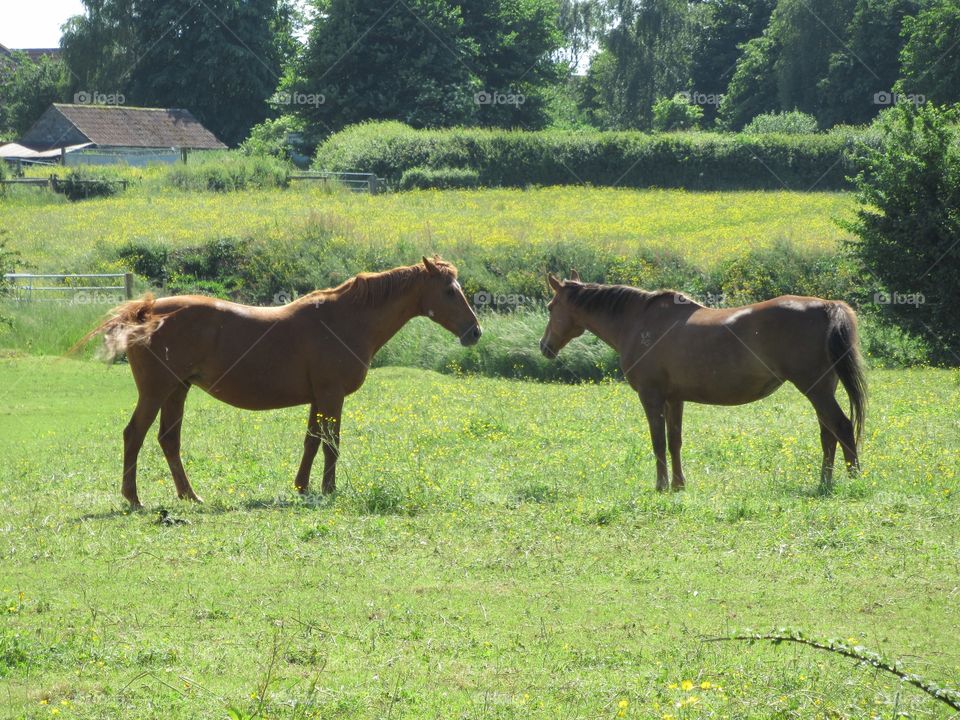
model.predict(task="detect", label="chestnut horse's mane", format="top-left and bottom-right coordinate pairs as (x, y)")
top-left (301, 259), bottom-right (458, 307)
top-left (565, 283), bottom-right (695, 316)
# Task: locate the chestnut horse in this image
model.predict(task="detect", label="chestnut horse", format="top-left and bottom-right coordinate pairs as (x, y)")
top-left (79, 257), bottom-right (481, 508)
top-left (540, 273), bottom-right (866, 491)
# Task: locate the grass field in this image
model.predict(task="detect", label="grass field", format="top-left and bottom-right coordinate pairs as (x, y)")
top-left (2, 186), bottom-right (853, 273)
top-left (2, 357), bottom-right (958, 719)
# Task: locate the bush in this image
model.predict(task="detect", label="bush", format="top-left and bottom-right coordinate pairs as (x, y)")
top-left (652, 95), bottom-right (703, 131)
top-left (398, 166), bottom-right (480, 190)
top-left (53, 167), bottom-right (126, 201)
top-left (240, 116), bottom-right (310, 165)
top-left (743, 111), bottom-right (819, 135)
top-left (166, 151), bottom-right (290, 192)
top-left (846, 102), bottom-right (960, 363)
top-left (315, 121), bottom-right (856, 190)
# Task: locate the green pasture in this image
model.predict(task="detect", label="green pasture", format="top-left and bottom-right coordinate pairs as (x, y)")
top-left (1, 357), bottom-right (958, 719)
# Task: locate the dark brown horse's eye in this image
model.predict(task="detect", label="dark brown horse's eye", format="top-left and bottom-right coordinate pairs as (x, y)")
top-left (446, 288), bottom-right (456, 296)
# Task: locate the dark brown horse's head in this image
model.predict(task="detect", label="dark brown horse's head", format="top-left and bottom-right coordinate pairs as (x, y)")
top-left (540, 271), bottom-right (585, 359)
top-left (420, 256), bottom-right (482, 346)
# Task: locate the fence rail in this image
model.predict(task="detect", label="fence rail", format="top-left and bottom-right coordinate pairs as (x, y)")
top-left (3, 272), bottom-right (133, 303)
top-left (0, 176), bottom-right (130, 191)
top-left (290, 171), bottom-right (381, 194)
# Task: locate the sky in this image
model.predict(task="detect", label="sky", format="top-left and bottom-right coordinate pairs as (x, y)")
top-left (1, 0), bottom-right (86, 48)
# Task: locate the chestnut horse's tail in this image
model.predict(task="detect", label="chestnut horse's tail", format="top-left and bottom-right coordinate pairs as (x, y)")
top-left (71, 294), bottom-right (164, 362)
top-left (826, 302), bottom-right (867, 449)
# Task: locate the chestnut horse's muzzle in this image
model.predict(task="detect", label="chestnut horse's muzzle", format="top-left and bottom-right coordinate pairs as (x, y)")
top-left (461, 324), bottom-right (482, 346)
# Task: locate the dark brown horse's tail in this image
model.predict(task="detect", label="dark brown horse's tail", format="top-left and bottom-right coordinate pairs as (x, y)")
top-left (70, 294), bottom-right (162, 362)
top-left (827, 302), bottom-right (867, 449)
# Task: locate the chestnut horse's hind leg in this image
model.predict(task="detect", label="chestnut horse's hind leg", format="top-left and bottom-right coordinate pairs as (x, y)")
top-left (665, 400), bottom-right (686, 490)
top-left (122, 397), bottom-right (162, 509)
top-left (157, 385), bottom-right (202, 503)
top-left (638, 390), bottom-right (669, 492)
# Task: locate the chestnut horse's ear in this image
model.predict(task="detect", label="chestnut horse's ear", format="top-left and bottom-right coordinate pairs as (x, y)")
top-left (548, 273), bottom-right (563, 292)
top-left (423, 256), bottom-right (440, 275)
top-left (570, 268), bottom-right (581, 282)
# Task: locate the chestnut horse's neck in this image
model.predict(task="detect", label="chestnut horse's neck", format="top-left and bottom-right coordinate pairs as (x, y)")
top-left (301, 267), bottom-right (430, 360)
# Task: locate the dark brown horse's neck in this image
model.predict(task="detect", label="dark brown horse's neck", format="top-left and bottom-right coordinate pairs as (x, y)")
top-left (575, 304), bottom-right (629, 354)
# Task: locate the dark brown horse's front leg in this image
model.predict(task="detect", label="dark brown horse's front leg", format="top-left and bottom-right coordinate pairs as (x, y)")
top-left (665, 400), bottom-right (686, 490)
top-left (122, 397), bottom-right (162, 509)
top-left (639, 391), bottom-right (669, 492)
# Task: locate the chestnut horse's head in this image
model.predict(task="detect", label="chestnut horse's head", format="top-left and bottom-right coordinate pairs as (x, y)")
top-left (540, 270), bottom-right (585, 359)
top-left (420, 256), bottom-right (482, 346)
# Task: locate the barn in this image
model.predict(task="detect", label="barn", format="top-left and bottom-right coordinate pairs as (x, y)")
top-left (0, 103), bottom-right (226, 166)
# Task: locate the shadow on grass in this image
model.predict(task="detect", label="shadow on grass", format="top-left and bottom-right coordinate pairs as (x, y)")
top-left (73, 492), bottom-right (338, 523)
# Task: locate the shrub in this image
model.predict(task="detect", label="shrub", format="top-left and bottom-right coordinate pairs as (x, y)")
top-left (240, 116), bottom-right (309, 165)
top-left (315, 121), bottom-right (855, 190)
top-left (53, 167), bottom-right (126, 201)
top-left (846, 102), bottom-right (960, 363)
top-left (743, 111), bottom-right (819, 135)
top-left (398, 166), bottom-right (480, 190)
top-left (652, 95), bottom-right (703, 131)
top-left (166, 151), bottom-right (290, 192)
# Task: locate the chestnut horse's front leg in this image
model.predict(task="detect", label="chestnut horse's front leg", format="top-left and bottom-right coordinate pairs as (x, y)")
top-left (294, 393), bottom-right (344, 495)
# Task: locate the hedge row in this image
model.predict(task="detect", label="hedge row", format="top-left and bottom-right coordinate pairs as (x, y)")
top-left (315, 121), bottom-right (867, 191)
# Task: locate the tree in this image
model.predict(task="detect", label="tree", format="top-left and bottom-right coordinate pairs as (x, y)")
top-left (651, 94), bottom-right (702, 130)
top-left (287, 0), bottom-right (562, 133)
top-left (581, 0), bottom-right (695, 129)
top-left (459, 0), bottom-right (563, 128)
top-left (899, 0), bottom-right (960, 105)
top-left (0, 53), bottom-right (71, 137)
top-left (689, 0), bottom-right (776, 125)
top-left (60, 0), bottom-right (295, 146)
top-left (718, 33), bottom-right (779, 129)
top-left (817, 0), bottom-right (921, 127)
top-left (848, 102), bottom-right (960, 362)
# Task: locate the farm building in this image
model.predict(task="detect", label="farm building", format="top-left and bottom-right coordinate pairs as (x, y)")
top-left (0, 103), bottom-right (226, 165)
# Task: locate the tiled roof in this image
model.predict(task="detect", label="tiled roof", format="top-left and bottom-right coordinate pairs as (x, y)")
top-left (52, 104), bottom-right (227, 149)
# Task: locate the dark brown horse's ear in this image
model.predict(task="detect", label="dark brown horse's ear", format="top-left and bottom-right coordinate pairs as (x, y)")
top-left (570, 268), bottom-right (581, 282)
top-left (548, 273), bottom-right (563, 292)
top-left (423, 256), bottom-right (440, 275)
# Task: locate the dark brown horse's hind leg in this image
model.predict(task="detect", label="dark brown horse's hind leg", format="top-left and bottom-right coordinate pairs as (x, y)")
top-left (639, 391), bottom-right (670, 492)
top-left (802, 380), bottom-right (858, 489)
top-left (122, 397), bottom-right (162, 509)
top-left (158, 385), bottom-right (202, 503)
top-left (666, 400), bottom-right (686, 490)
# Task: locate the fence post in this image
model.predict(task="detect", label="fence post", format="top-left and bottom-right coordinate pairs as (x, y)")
top-left (124, 273), bottom-right (134, 299)
top-left (367, 174), bottom-right (379, 195)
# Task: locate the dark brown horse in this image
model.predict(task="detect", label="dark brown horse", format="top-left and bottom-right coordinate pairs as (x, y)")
top-left (540, 273), bottom-right (866, 491)
top-left (79, 257), bottom-right (480, 508)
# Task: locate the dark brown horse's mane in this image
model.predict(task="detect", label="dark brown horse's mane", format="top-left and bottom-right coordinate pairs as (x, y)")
top-left (564, 282), bottom-right (696, 316)
top-left (301, 260), bottom-right (457, 307)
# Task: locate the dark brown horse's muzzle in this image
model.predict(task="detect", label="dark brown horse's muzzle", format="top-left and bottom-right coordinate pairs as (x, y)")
top-left (540, 338), bottom-right (557, 359)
